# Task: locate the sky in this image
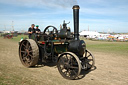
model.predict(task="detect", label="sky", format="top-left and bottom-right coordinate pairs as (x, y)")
top-left (0, 0), bottom-right (128, 33)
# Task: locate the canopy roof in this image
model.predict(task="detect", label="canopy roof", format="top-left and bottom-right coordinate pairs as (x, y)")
top-left (79, 31), bottom-right (100, 36)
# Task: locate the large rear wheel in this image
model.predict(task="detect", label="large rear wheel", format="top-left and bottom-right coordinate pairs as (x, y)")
top-left (19, 39), bottom-right (39, 67)
top-left (57, 52), bottom-right (81, 80)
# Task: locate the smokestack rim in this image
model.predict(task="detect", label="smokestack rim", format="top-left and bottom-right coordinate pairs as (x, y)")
top-left (72, 5), bottom-right (80, 9)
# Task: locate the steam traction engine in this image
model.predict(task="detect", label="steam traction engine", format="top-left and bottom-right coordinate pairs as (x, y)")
top-left (19, 5), bottom-right (95, 80)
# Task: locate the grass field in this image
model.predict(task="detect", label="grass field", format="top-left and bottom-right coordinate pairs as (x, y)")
top-left (85, 39), bottom-right (128, 56)
top-left (11, 35), bottom-right (128, 56)
top-left (11, 34), bottom-right (28, 41)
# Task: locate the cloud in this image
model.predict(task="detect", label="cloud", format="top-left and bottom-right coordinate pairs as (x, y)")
top-left (0, 0), bottom-right (77, 9)
top-left (79, 0), bottom-right (128, 17)
top-left (80, 8), bottom-right (128, 17)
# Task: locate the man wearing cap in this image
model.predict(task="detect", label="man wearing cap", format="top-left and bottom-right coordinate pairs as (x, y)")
top-left (35, 25), bottom-right (41, 34)
top-left (28, 24), bottom-right (35, 39)
top-left (35, 25), bottom-right (41, 41)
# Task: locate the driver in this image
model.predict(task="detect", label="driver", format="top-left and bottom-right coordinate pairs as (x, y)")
top-left (28, 24), bottom-right (35, 39)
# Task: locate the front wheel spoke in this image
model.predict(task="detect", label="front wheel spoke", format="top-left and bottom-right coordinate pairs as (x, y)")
top-left (87, 63), bottom-right (92, 68)
top-left (67, 56), bottom-right (71, 64)
top-left (67, 59), bottom-right (70, 64)
top-left (60, 58), bottom-right (65, 64)
top-left (87, 54), bottom-right (91, 58)
top-left (60, 65), bottom-right (65, 70)
top-left (64, 71), bottom-right (68, 75)
top-left (59, 62), bottom-right (65, 66)
top-left (87, 59), bottom-right (93, 62)
top-left (70, 66), bottom-right (78, 69)
top-left (72, 70), bottom-right (77, 75)
top-left (70, 58), bottom-right (73, 66)
top-left (66, 54), bottom-right (68, 61)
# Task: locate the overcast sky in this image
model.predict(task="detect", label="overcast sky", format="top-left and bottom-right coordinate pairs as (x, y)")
top-left (0, 0), bottom-right (128, 33)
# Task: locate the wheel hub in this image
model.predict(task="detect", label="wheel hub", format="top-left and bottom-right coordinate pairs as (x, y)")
top-left (64, 63), bottom-right (70, 69)
top-left (25, 49), bottom-right (29, 56)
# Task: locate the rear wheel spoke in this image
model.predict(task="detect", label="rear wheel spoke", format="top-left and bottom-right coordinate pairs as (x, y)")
top-left (28, 45), bottom-right (31, 50)
top-left (28, 54), bottom-right (32, 57)
top-left (23, 57), bottom-right (26, 60)
top-left (29, 50), bottom-right (33, 53)
top-left (22, 43), bottom-right (26, 48)
top-left (26, 42), bottom-right (29, 49)
top-left (21, 51), bottom-right (26, 53)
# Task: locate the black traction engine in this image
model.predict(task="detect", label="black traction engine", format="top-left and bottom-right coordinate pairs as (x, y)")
top-left (19, 5), bottom-right (95, 80)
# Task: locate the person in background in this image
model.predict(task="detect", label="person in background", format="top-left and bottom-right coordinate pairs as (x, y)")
top-left (28, 24), bottom-right (35, 39)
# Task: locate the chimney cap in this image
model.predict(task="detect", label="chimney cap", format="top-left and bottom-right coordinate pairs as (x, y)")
top-left (72, 5), bottom-right (80, 9)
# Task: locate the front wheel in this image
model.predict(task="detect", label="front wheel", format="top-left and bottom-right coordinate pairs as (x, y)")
top-left (57, 52), bottom-right (81, 80)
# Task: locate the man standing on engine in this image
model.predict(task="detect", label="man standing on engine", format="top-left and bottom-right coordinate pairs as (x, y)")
top-left (28, 24), bottom-right (35, 39)
top-left (35, 25), bottom-right (41, 41)
top-left (35, 25), bottom-right (41, 34)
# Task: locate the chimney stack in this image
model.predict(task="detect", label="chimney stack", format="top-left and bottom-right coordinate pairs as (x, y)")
top-left (72, 5), bottom-right (80, 40)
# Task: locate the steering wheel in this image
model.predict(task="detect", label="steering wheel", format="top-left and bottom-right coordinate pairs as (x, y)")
top-left (43, 26), bottom-right (58, 39)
